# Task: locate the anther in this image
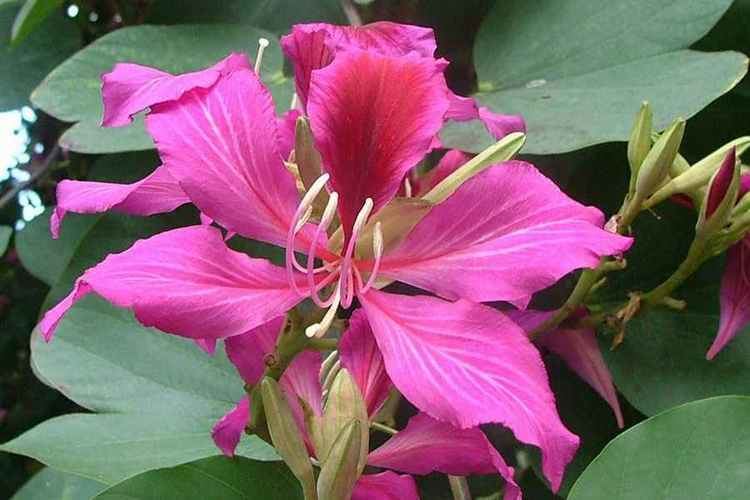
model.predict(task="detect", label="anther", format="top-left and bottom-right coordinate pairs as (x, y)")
top-left (254, 38), bottom-right (270, 74)
top-left (361, 221), bottom-right (383, 293)
top-left (404, 177), bottom-right (413, 198)
top-left (305, 282), bottom-right (341, 338)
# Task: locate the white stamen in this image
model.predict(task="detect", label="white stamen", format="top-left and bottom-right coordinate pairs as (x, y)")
top-left (298, 173), bottom-right (330, 219)
top-left (372, 221), bottom-right (384, 259)
top-left (320, 192), bottom-right (339, 229)
top-left (290, 93), bottom-right (299, 111)
top-left (404, 177), bottom-right (413, 198)
top-left (351, 198), bottom-right (374, 238)
top-left (254, 37), bottom-right (270, 74)
top-left (305, 283), bottom-right (341, 338)
top-left (294, 206), bottom-right (313, 233)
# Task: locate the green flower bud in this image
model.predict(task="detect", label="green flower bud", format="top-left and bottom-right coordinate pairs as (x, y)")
top-left (634, 118), bottom-right (685, 201)
top-left (627, 101), bottom-right (653, 187)
top-left (697, 148), bottom-right (741, 237)
top-left (316, 420), bottom-right (363, 500)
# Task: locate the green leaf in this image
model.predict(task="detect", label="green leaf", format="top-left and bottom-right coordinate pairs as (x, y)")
top-left (568, 396), bottom-right (750, 500)
top-left (95, 456), bottom-right (303, 500)
top-left (11, 467), bottom-right (105, 500)
top-left (1, 413), bottom-right (276, 485)
top-left (10, 0), bottom-right (64, 44)
top-left (146, 0), bottom-right (345, 33)
top-left (442, 0), bottom-right (748, 154)
top-left (0, 224), bottom-right (11, 255)
top-left (0, 0), bottom-right (79, 111)
top-left (31, 24), bottom-right (293, 153)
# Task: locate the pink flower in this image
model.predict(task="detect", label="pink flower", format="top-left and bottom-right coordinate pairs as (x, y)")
top-left (39, 22), bottom-right (632, 491)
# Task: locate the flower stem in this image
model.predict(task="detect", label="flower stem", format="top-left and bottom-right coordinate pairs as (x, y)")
top-left (641, 235), bottom-right (708, 306)
top-left (308, 337), bottom-right (338, 351)
top-left (449, 476), bottom-right (472, 500)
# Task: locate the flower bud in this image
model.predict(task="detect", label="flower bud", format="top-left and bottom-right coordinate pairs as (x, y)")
top-left (627, 101), bottom-right (652, 179)
top-left (316, 420), bottom-right (363, 500)
top-left (260, 377), bottom-right (317, 500)
top-left (697, 148), bottom-right (740, 235)
top-left (634, 118), bottom-right (685, 201)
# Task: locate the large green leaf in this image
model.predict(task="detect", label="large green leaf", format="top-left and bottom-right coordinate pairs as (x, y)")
top-left (0, 224), bottom-right (11, 255)
top-left (146, 0), bottom-right (345, 33)
top-left (442, 0), bottom-right (748, 154)
top-left (0, 0), bottom-right (79, 110)
top-left (95, 456), bottom-right (302, 500)
top-left (9, 0), bottom-right (64, 44)
top-left (11, 467), bottom-right (104, 500)
top-left (0, 413), bottom-right (275, 485)
top-left (568, 396), bottom-right (750, 500)
top-left (31, 24), bottom-right (293, 153)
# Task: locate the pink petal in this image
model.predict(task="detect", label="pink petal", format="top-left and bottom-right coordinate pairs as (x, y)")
top-left (708, 238), bottom-right (750, 359)
top-left (368, 413), bottom-right (520, 500)
top-left (307, 49), bottom-right (449, 238)
top-left (359, 289), bottom-right (578, 491)
top-left (446, 93), bottom-right (526, 141)
top-left (705, 147), bottom-right (736, 218)
top-left (225, 317), bottom-right (286, 385)
top-left (381, 162), bottom-right (633, 308)
top-left (50, 165), bottom-right (189, 239)
top-left (414, 149), bottom-right (470, 197)
top-left (39, 226), bottom-right (306, 342)
top-left (280, 350), bottom-right (324, 424)
top-left (194, 338), bottom-right (217, 355)
top-left (281, 22), bottom-right (437, 107)
top-left (277, 108), bottom-right (303, 161)
top-left (145, 62), bottom-right (308, 248)
top-left (339, 310), bottom-right (392, 417)
top-left (211, 396), bottom-right (250, 457)
top-left (352, 472), bottom-right (420, 500)
top-left (101, 53), bottom-right (250, 127)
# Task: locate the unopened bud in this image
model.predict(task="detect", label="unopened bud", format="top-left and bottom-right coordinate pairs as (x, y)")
top-left (295, 117), bottom-right (325, 195)
top-left (697, 148), bottom-right (740, 236)
top-left (634, 118), bottom-right (685, 200)
top-left (627, 101), bottom-right (653, 181)
top-left (316, 420), bottom-right (363, 500)
top-left (260, 378), bottom-right (317, 499)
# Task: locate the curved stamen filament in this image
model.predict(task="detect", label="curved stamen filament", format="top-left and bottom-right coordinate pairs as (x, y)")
top-left (254, 38), bottom-right (270, 74)
top-left (361, 221), bottom-right (384, 293)
top-left (286, 173), bottom-right (330, 295)
top-left (339, 198), bottom-right (374, 308)
top-left (403, 177), bottom-right (413, 198)
top-left (305, 281), bottom-right (341, 338)
top-left (308, 192), bottom-right (339, 307)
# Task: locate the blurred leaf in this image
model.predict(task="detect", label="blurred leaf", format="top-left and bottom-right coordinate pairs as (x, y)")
top-left (146, 0), bottom-right (345, 33)
top-left (95, 456), bottom-right (302, 500)
top-left (32, 24), bottom-right (293, 153)
top-left (0, 412), bottom-right (276, 485)
top-left (0, 0), bottom-right (79, 111)
top-left (10, 0), bottom-right (64, 45)
top-left (11, 467), bottom-right (104, 500)
top-left (568, 396), bottom-right (750, 500)
top-left (0, 224), bottom-right (11, 255)
top-left (442, 0), bottom-right (748, 154)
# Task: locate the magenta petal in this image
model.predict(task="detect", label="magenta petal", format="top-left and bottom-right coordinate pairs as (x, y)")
top-left (352, 472), bottom-right (420, 500)
top-left (307, 49), bottom-right (449, 238)
top-left (446, 93), bottom-right (526, 140)
top-left (101, 53), bottom-right (249, 127)
top-left (382, 162), bottom-right (633, 307)
top-left (368, 413), bottom-right (520, 500)
top-left (280, 350), bottom-right (324, 426)
top-left (706, 147), bottom-right (736, 218)
top-left (145, 63), bottom-right (306, 248)
top-left (339, 310), bottom-right (392, 417)
top-left (277, 108), bottom-right (303, 161)
top-left (211, 396), bottom-right (250, 457)
top-left (50, 165), bottom-right (189, 238)
top-left (194, 338), bottom-right (217, 355)
top-left (281, 25), bottom-right (336, 107)
top-left (225, 317), bottom-right (286, 385)
top-left (39, 226), bottom-right (306, 342)
top-left (708, 239), bottom-right (750, 359)
top-left (359, 289), bottom-right (578, 491)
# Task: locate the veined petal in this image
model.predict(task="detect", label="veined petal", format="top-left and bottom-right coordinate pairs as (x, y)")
top-left (101, 53), bottom-right (249, 127)
top-left (382, 162), bottom-right (633, 307)
top-left (211, 396), bottom-right (250, 457)
top-left (414, 149), bottom-right (470, 197)
top-left (307, 49), bottom-right (449, 238)
top-left (277, 108), bottom-right (303, 161)
top-left (352, 471), bottom-right (419, 500)
top-left (340, 310), bottom-right (392, 417)
top-left (368, 413), bottom-right (520, 500)
top-left (359, 289), bottom-right (578, 491)
top-left (50, 165), bottom-right (189, 238)
top-left (39, 226), bottom-right (306, 342)
top-left (445, 93), bottom-right (526, 141)
top-left (708, 239), bottom-right (750, 359)
top-left (225, 317), bottom-right (286, 385)
top-left (281, 22), bottom-right (437, 107)
top-left (146, 64), bottom-right (308, 248)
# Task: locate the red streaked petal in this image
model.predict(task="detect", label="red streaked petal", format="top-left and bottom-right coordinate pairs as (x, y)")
top-left (446, 93), bottom-right (526, 141)
top-left (705, 147), bottom-right (736, 218)
top-left (709, 239), bottom-right (750, 359)
top-left (39, 226), bottom-right (306, 342)
top-left (146, 65), bottom-right (308, 248)
top-left (382, 162), bottom-right (632, 307)
top-left (101, 53), bottom-right (249, 127)
top-left (352, 472), bottom-right (419, 500)
top-left (308, 49), bottom-right (449, 238)
top-left (211, 396), bottom-right (250, 457)
top-left (340, 309), bottom-right (392, 417)
top-left (359, 289), bottom-right (578, 491)
top-left (50, 165), bottom-right (189, 238)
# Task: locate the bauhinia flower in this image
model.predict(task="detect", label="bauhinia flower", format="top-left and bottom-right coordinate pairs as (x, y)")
top-left (214, 312), bottom-right (522, 500)
top-left (39, 21), bottom-right (632, 493)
